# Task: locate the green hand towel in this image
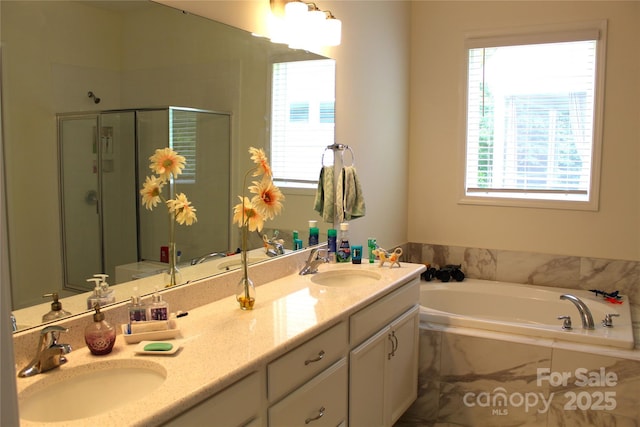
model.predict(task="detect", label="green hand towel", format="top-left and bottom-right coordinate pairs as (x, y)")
top-left (313, 166), bottom-right (335, 223)
top-left (341, 166), bottom-right (366, 221)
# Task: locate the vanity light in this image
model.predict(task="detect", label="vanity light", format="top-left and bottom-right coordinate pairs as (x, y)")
top-left (269, 0), bottom-right (342, 49)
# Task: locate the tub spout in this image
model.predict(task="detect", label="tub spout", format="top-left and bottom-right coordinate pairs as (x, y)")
top-left (560, 294), bottom-right (595, 329)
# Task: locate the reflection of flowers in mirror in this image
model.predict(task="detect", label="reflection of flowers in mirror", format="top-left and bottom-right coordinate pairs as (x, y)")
top-left (140, 148), bottom-right (197, 225)
top-left (139, 147), bottom-right (197, 287)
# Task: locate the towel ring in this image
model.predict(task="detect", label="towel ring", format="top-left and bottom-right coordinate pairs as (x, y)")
top-left (321, 144), bottom-right (355, 167)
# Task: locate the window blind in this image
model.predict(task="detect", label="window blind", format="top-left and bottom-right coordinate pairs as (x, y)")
top-left (271, 59), bottom-right (336, 187)
top-left (170, 109), bottom-right (197, 183)
top-left (465, 38), bottom-right (599, 201)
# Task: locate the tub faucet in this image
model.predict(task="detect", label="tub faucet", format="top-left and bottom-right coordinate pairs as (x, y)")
top-left (18, 325), bottom-right (72, 377)
top-left (560, 294), bottom-right (595, 329)
top-left (299, 248), bottom-right (329, 275)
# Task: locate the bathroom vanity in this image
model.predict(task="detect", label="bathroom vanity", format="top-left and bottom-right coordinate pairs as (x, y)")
top-left (14, 252), bottom-right (425, 426)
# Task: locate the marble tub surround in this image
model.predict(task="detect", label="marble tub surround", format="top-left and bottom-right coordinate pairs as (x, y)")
top-left (407, 243), bottom-right (640, 347)
top-left (14, 254), bottom-right (425, 426)
top-left (397, 326), bottom-right (640, 427)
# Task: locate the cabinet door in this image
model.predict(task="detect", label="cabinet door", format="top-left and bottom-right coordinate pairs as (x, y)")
top-left (349, 326), bottom-right (390, 427)
top-left (388, 306), bottom-right (420, 425)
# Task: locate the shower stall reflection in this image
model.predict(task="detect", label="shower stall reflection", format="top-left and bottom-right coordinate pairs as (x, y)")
top-left (58, 107), bottom-right (230, 293)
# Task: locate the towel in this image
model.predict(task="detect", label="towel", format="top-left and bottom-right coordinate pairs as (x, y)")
top-left (313, 165), bottom-right (335, 223)
top-left (338, 165), bottom-right (366, 221)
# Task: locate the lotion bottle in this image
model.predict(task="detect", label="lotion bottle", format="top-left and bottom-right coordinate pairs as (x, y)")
top-left (84, 303), bottom-right (116, 355)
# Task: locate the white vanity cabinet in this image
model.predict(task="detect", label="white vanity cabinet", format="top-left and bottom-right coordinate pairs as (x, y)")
top-left (348, 277), bottom-right (420, 427)
top-left (161, 370), bottom-right (265, 427)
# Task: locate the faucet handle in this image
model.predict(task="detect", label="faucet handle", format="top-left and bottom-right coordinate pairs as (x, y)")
top-left (39, 325), bottom-right (68, 348)
top-left (558, 315), bottom-right (572, 330)
top-left (602, 313), bottom-right (620, 327)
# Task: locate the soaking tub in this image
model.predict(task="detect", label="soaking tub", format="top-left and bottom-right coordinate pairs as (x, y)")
top-left (419, 278), bottom-right (634, 349)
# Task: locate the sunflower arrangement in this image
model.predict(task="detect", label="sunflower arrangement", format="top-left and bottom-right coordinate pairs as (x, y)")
top-left (140, 148), bottom-right (197, 286)
top-left (233, 147), bottom-right (284, 309)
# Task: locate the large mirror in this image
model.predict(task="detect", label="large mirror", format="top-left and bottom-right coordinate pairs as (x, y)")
top-left (2, 0), bottom-right (333, 331)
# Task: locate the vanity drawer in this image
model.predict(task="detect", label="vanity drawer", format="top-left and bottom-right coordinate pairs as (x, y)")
top-left (268, 321), bottom-right (348, 402)
top-left (349, 277), bottom-right (419, 347)
top-left (268, 358), bottom-right (347, 427)
top-left (162, 370), bottom-right (264, 426)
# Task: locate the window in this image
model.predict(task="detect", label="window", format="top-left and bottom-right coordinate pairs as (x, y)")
top-left (271, 59), bottom-right (336, 188)
top-left (170, 108), bottom-right (197, 183)
top-left (462, 22), bottom-right (606, 210)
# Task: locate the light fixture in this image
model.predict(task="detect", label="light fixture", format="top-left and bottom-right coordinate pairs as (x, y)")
top-left (269, 0), bottom-right (341, 49)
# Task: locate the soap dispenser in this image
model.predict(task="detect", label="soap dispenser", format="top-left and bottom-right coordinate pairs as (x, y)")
top-left (42, 293), bottom-right (72, 322)
top-left (84, 303), bottom-right (116, 355)
top-left (86, 278), bottom-right (102, 310)
top-left (94, 274), bottom-right (116, 305)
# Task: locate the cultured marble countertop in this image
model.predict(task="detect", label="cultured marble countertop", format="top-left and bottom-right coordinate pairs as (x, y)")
top-left (16, 261), bottom-right (426, 427)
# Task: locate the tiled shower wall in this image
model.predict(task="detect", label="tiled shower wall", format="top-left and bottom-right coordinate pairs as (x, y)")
top-left (405, 243), bottom-right (640, 345)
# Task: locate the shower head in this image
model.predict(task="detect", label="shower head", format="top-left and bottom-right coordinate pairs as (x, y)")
top-left (87, 91), bottom-right (101, 104)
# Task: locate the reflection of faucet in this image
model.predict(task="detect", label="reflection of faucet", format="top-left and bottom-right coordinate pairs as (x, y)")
top-left (560, 294), bottom-right (595, 329)
top-left (191, 252), bottom-right (227, 265)
top-left (263, 232), bottom-right (285, 257)
top-left (299, 248), bottom-right (329, 275)
top-left (18, 325), bottom-right (72, 377)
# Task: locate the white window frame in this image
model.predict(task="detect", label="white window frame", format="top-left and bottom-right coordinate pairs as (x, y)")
top-left (459, 20), bottom-right (607, 211)
top-left (269, 59), bottom-right (336, 191)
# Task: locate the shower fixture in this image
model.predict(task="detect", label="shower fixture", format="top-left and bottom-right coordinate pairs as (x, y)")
top-left (87, 91), bottom-right (101, 104)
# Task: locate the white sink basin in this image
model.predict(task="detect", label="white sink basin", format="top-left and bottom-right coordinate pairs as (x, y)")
top-left (19, 359), bottom-right (166, 422)
top-left (310, 269), bottom-right (382, 287)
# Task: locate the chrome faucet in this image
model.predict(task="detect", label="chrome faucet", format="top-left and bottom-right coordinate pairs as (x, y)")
top-left (18, 325), bottom-right (72, 377)
top-left (263, 231), bottom-right (285, 257)
top-left (191, 252), bottom-right (226, 265)
top-left (299, 248), bottom-right (329, 275)
top-left (560, 294), bottom-right (595, 329)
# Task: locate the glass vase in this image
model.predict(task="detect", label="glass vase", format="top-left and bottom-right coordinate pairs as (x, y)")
top-left (236, 224), bottom-right (255, 310)
top-left (164, 211), bottom-right (181, 287)
top-left (163, 240), bottom-right (181, 287)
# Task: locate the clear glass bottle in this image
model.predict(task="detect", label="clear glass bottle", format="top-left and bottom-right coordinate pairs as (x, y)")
top-left (85, 303), bottom-right (116, 356)
top-left (42, 293), bottom-right (72, 322)
top-left (149, 289), bottom-right (169, 320)
top-left (128, 287), bottom-right (147, 322)
top-left (337, 222), bottom-right (351, 263)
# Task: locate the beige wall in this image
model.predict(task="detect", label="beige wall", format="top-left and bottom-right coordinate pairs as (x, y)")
top-left (409, 1), bottom-right (640, 261)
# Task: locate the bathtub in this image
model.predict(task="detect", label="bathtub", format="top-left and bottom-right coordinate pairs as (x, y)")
top-left (419, 278), bottom-right (635, 349)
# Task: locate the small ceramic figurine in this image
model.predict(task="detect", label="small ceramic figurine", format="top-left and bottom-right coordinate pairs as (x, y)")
top-left (373, 247), bottom-right (403, 268)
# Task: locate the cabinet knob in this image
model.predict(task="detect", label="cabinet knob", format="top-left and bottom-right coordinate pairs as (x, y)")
top-left (305, 406), bottom-right (325, 424)
top-left (304, 350), bottom-right (325, 365)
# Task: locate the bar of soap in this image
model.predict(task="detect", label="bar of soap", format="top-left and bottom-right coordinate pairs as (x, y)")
top-left (130, 320), bottom-right (170, 334)
top-left (143, 342), bottom-right (173, 352)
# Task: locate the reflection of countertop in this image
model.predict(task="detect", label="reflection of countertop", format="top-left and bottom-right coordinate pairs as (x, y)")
top-left (15, 255), bottom-right (425, 426)
top-left (12, 248), bottom-right (274, 331)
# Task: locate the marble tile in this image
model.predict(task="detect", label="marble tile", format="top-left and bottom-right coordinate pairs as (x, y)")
top-left (437, 333), bottom-right (552, 426)
top-left (547, 349), bottom-right (640, 426)
top-left (419, 244), bottom-right (497, 281)
top-left (495, 250), bottom-right (581, 287)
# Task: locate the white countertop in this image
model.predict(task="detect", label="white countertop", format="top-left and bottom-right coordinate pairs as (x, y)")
top-left (16, 261), bottom-right (425, 426)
